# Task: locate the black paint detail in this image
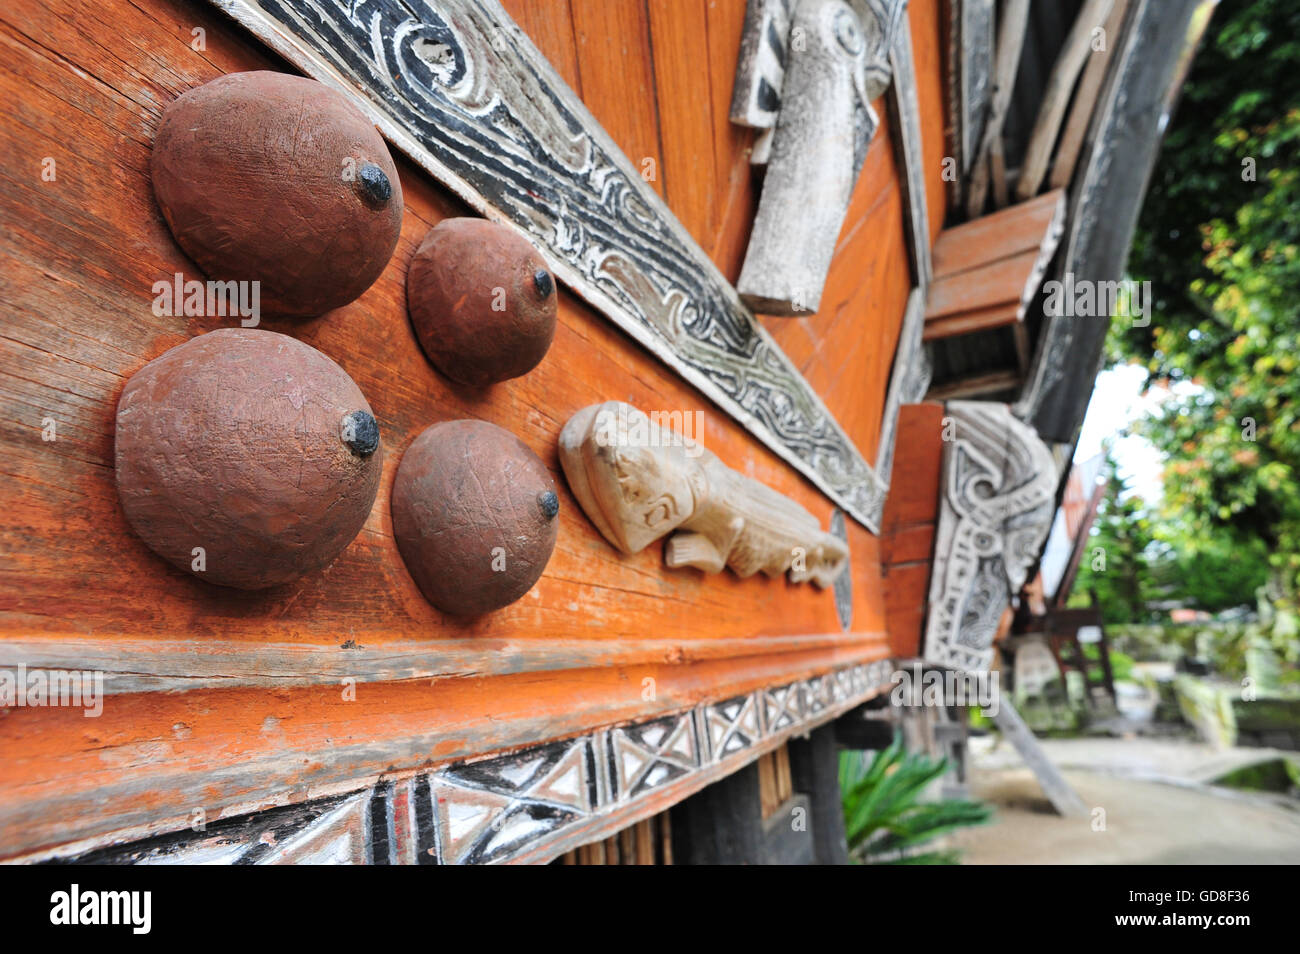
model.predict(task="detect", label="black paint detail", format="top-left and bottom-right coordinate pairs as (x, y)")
top-left (412, 776), bottom-right (437, 865)
top-left (368, 781), bottom-right (394, 865)
top-left (47, 794), bottom-right (355, 865)
top-left (533, 268), bottom-right (554, 298)
top-left (538, 490), bottom-right (559, 519)
top-left (357, 162), bottom-right (392, 207)
top-left (756, 76), bottom-right (781, 115)
top-left (341, 410), bottom-right (380, 457)
top-left (766, 18), bottom-right (788, 69)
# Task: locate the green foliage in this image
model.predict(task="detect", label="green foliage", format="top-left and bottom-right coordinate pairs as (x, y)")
top-left (838, 734), bottom-right (992, 865)
top-left (1071, 456), bottom-right (1270, 623)
top-left (1113, 0), bottom-right (1300, 598)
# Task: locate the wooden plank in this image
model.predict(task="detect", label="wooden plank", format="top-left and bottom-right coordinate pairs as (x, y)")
top-left (569, 0), bottom-right (664, 198)
top-left (634, 818), bottom-right (655, 864)
top-left (926, 249), bottom-right (1043, 318)
top-left (1015, 0), bottom-right (1116, 201)
top-left (787, 724), bottom-right (849, 864)
top-left (931, 189), bottom-right (1064, 277)
top-left (879, 403), bottom-right (945, 527)
top-left (1017, 0), bottom-right (1219, 442)
top-left (965, 0), bottom-right (1029, 218)
top-left (906, 0), bottom-right (949, 243)
top-left (926, 370), bottom-right (1021, 400)
top-left (645, 0), bottom-right (718, 249)
top-left (1049, 0), bottom-right (1131, 191)
top-left (991, 700), bottom-right (1088, 817)
top-left (923, 302), bottom-right (1020, 341)
top-left (498, 0), bottom-right (582, 94)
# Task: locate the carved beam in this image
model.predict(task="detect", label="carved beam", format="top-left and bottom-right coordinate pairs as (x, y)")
top-left (923, 402), bottom-right (1057, 672)
top-left (559, 402), bottom-right (849, 589)
top-left (732, 0), bottom-right (908, 315)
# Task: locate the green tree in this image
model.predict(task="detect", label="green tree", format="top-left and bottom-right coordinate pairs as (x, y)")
top-left (1112, 0), bottom-right (1300, 597)
top-left (1072, 455), bottom-right (1159, 623)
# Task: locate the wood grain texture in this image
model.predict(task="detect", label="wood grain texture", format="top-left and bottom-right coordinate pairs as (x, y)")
top-left (879, 402), bottom-right (944, 658)
top-left (0, 0), bottom-right (947, 860)
top-left (906, 0), bottom-right (948, 244)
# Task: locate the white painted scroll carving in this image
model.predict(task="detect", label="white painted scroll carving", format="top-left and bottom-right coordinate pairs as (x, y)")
top-left (923, 401), bottom-right (1057, 672)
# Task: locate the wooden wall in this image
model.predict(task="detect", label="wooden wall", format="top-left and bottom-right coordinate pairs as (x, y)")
top-left (0, 0), bottom-right (948, 859)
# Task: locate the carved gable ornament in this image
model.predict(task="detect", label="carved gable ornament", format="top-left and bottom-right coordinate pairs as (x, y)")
top-left (730, 0), bottom-right (909, 314)
top-left (923, 402), bottom-right (1057, 673)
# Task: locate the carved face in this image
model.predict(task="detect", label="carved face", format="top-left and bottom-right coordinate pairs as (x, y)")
top-left (559, 401), bottom-right (701, 555)
top-left (591, 434), bottom-right (697, 554)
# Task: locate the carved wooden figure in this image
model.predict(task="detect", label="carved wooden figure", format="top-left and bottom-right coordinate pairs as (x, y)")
top-left (115, 329), bottom-right (384, 589)
top-left (732, 0), bottom-right (907, 314)
top-left (151, 71), bottom-right (404, 318)
top-left (559, 402), bottom-right (848, 588)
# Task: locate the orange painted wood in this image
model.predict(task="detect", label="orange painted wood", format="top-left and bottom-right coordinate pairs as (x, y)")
top-left (879, 403), bottom-right (945, 658)
top-left (0, 0), bottom-right (951, 859)
top-left (500, 0), bottom-right (584, 94)
top-left (567, 0), bottom-right (664, 197)
top-left (907, 0), bottom-right (949, 243)
top-left (645, 0), bottom-right (718, 250)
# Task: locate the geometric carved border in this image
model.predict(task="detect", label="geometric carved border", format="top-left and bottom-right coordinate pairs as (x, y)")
top-left (50, 660), bottom-right (896, 864)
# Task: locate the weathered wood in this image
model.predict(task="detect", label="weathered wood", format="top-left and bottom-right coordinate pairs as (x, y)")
top-left (992, 699), bottom-right (1088, 817)
top-left (787, 722), bottom-right (850, 864)
top-left (926, 370), bottom-right (1021, 400)
top-left (944, 0), bottom-right (995, 210)
top-left (965, 0), bottom-right (1029, 217)
top-left (735, 0), bottom-right (908, 315)
top-left (1049, 0), bottom-right (1131, 191)
top-left (1015, 0), bottom-right (1115, 202)
top-left (925, 189), bottom-right (1066, 339)
top-left (1015, 0), bottom-right (1220, 441)
top-left (924, 402), bottom-right (1057, 672)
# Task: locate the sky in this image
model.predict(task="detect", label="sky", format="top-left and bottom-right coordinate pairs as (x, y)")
top-left (1074, 364), bottom-right (1168, 501)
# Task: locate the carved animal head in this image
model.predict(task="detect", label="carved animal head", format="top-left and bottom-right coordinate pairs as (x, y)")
top-left (558, 402), bottom-right (703, 555)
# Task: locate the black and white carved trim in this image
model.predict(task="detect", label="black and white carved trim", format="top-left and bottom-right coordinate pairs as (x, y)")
top-left (52, 661), bottom-right (897, 865)
top-left (731, 0), bottom-right (796, 130)
top-left (923, 402), bottom-right (1056, 672)
top-left (204, 0), bottom-right (886, 530)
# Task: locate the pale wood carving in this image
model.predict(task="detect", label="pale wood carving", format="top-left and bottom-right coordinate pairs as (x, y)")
top-left (731, 0), bottom-right (908, 315)
top-left (559, 403), bottom-right (849, 588)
